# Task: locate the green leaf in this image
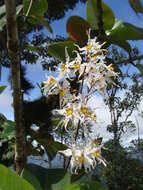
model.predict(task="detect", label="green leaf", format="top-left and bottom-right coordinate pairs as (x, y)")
top-left (52, 173), bottom-right (71, 190)
top-left (86, 0), bottom-right (115, 30)
top-left (23, 0), bottom-right (48, 17)
top-left (53, 177), bottom-right (106, 190)
top-left (22, 169), bottom-right (43, 190)
top-left (0, 5), bottom-right (23, 31)
top-left (135, 63), bottom-right (143, 73)
top-left (48, 41), bottom-right (76, 62)
top-left (0, 85), bottom-right (6, 94)
top-left (23, 44), bottom-right (40, 53)
top-left (0, 120), bottom-right (15, 140)
top-left (66, 16), bottom-right (90, 44)
top-left (29, 15), bottom-right (53, 33)
top-left (27, 164), bottom-right (66, 190)
top-left (0, 5), bottom-right (6, 19)
top-left (0, 15), bottom-right (6, 30)
top-left (45, 141), bottom-right (67, 161)
top-left (0, 164), bottom-right (35, 190)
top-left (16, 5), bottom-right (23, 16)
top-left (29, 130), bottom-right (66, 160)
top-left (65, 181), bottom-right (106, 190)
top-left (0, 113), bottom-right (7, 125)
top-left (105, 36), bottom-right (131, 52)
top-left (26, 143), bottom-right (41, 156)
top-left (108, 20), bottom-right (143, 41)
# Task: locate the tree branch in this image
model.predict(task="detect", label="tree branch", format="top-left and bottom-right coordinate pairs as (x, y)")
top-left (115, 54), bottom-right (143, 64)
top-left (5, 0), bottom-right (27, 175)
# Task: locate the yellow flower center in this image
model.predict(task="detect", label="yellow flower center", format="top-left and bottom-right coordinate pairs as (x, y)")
top-left (74, 62), bottom-right (80, 69)
top-left (92, 150), bottom-right (100, 158)
top-left (59, 88), bottom-right (64, 97)
top-left (93, 114), bottom-right (97, 121)
top-left (49, 78), bottom-right (56, 85)
top-left (91, 55), bottom-right (97, 60)
top-left (61, 64), bottom-right (66, 72)
top-left (108, 64), bottom-right (114, 71)
top-left (92, 139), bottom-right (99, 145)
top-left (72, 151), bottom-right (75, 157)
top-left (77, 155), bottom-right (84, 164)
top-left (80, 106), bottom-right (87, 114)
top-left (87, 111), bottom-right (92, 117)
top-left (65, 107), bottom-right (73, 116)
top-left (86, 44), bottom-right (92, 50)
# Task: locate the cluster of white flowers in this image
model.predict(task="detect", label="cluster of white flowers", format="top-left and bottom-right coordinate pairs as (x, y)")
top-left (43, 30), bottom-right (117, 174)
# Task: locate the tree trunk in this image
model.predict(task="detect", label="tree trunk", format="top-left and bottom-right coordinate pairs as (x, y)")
top-left (5, 0), bottom-right (27, 174)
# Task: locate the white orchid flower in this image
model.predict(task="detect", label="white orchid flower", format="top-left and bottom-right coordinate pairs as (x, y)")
top-left (42, 76), bottom-right (60, 95)
top-left (59, 144), bottom-right (95, 174)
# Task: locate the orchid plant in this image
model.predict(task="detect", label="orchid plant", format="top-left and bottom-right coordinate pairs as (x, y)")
top-left (43, 30), bottom-right (118, 174)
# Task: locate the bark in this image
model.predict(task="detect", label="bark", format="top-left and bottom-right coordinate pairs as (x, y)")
top-left (5, 0), bottom-right (26, 174)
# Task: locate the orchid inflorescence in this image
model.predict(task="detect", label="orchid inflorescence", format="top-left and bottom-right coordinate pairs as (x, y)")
top-left (43, 30), bottom-right (118, 174)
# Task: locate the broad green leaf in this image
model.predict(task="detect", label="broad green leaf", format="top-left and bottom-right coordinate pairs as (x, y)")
top-left (0, 15), bottom-right (6, 30)
top-left (0, 85), bottom-right (6, 94)
top-left (129, 0), bottom-right (143, 14)
top-left (66, 16), bottom-right (90, 44)
top-left (23, 44), bottom-right (40, 53)
top-left (45, 141), bottom-right (67, 161)
top-left (65, 181), bottom-right (106, 190)
top-left (27, 164), bottom-right (66, 190)
top-left (16, 5), bottom-right (23, 16)
top-left (105, 36), bottom-right (131, 52)
top-left (108, 20), bottom-right (143, 41)
top-left (23, 0), bottom-right (48, 17)
top-left (48, 41), bottom-right (76, 62)
top-left (26, 143), bottom-right (41, 156)
top-left (0, 164), bottom-right (35, 190)
top-left (0, 5), bottom-right (6, 19)
top-left (29, 15), bottom-right (53, 33)
top-left (53, 177), bottom-right (106, 190)
top-left (0, 120), bottom-right (15, 140)
top-left (86, 0), bottom-right (115, 30)
top-left (0, 113), bottom-right (7, 124)
top-left (0, 5), bottom-right (23, 30)
top-left (135, 63), bottom-right (143, 73)
top-left (22, 169), bottom-right (43, 190)
top-left (52, 173), bottom-right (71, 190)
top-left (29, 129), bottom-right (66, 160)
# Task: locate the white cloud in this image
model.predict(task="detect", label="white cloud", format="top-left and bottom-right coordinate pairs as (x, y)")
top-left (87, 94), bottom-right (143, 145)
top-left (0, 86), bottom-right (13, 120)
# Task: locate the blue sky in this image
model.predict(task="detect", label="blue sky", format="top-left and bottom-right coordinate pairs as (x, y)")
top-left (0, 0), bottom-right (143, 123)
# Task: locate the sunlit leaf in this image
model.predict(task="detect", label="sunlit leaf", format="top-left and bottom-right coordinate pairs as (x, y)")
top-left (0, 85), bottom-right (6, 94)
top-left (86, 0), bottom-right (115, 30)
top-left (23, 0), bottom-right (48, 17)
top-left (108, 20), bottom-right (143, 41)
top-left (0, 120), bottom-right (15, 140)
top-left (0, 5), bottom-right (6, 19)
top-left (0, 5), bottom-right (23, 30)
top-left (66, 16), bottom-right (90, 44)
top-left (48, 41), bottom-right (76, 62)
top-left (0, 164), bottom-right (35, 190)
